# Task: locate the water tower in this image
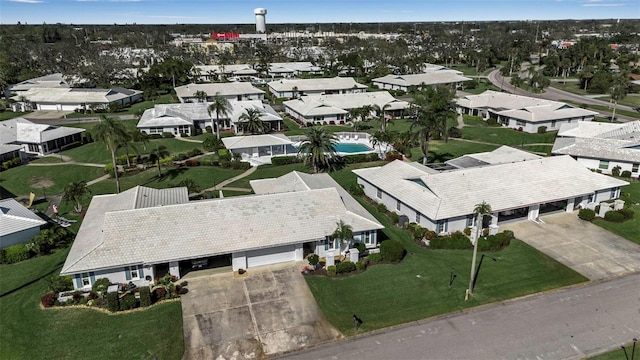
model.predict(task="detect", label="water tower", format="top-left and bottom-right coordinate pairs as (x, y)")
top-left (254, 8), bottom-right (267, 33)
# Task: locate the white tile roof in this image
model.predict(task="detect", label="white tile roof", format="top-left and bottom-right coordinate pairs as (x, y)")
top-left (447, 145), bottom-right (541, 168)
top-left (354, 156), bottom-right (628, 221)
top-left (174, 82), bottom-right (264, 99)
top-left (0, 198), bottom-right (47, 238)
top-left (284, 91), bottom-right (409, 117)
top-left (9, 73), bottom-right (69, 92)
top-left (14, 87), bottom-right (142, 104)
top-left (553, 120), bottom-right (640, 162)
top-left (268, 77), bottom-right (367, 93)
top-left (269, 62), bottom-right (321, 74)
top-left (61, 187), bottom-right (382, 274)
top-left (0, 118), bottom-right (84, 145)
top-left (195, 64), bottom-right (258, 75)
top-left (222, 134), bottom-right (293, 149)
top-left (372, 71), bottom-right (472, 87)
top-left (456, 90), bottom-right (598, 123)
top-left (0, 144), bottom-right (22, 156)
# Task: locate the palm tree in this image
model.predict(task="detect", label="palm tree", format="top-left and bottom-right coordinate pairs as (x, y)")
top-left (370, 130), bottom-right (394, 158)
top-left (609, 71), bottom-right (630, 122)
top-left (62, 181), bottom-right (91, 213)
top-left (207, 93), bottom-right (232, 140)
top-left (93, 115), bottom-right (128, 193)
top-left (348, 108), bottom-right (361, 130)
top-left (130, 129), bottom-right (149, 151)
top-left (332, 220), bottom-right (353, 252)
top-left (178, 178), bottom-right (200, 194)
top-left (239, 108), bottom-right (267, 134)
top-left (149, 145), bottom-right (170, 178)
top-left (373, 103), bottom-right (392, 132)
top-left (410, 87), bottom-right (455, 165)
top-left (193, 90), bottom-right (208, 103)
top-left (468, 201), bottom-right (492, 296)
top-left (297, 127), bottom-right (337, 173)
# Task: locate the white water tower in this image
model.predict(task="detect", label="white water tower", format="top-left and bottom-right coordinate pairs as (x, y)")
top-left (254, 8), bottom-right (267, 33)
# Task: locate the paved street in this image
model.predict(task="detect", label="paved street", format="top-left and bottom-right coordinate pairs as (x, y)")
top-left (281, 273), bottom-right (640, 360)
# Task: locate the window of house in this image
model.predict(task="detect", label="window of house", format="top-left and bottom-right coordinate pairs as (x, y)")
top-left (376, 188), bottom-right (382, 199)
top-left (313, 116), bottom-right (325, 121)
top-left (551, 120), bottom-right (557, 127)
top-left (516, 120), bottom-right (525, 127)
top-left (130, 266), bottom-right (139, 279)
top-left (149, 127), bottom-right (163, 134)
top-left (415, 212), bottom-right (421, 223)
top-left (324, 237), bottom-right (329, 251)
top-left (364, 231), bottom-right (374, 245)
top-left (599, 160), bottom-right (609, 170)
top-left (81, 272), bottom-right (91, 287)
top-left (633, 164), bottom-right (639, 173)
top-left (396, 200), bottom-right (401, 211)
top-left (466, 216), bottom-right (474, 227)
top-left (28, 144), bottom-right (39, 152)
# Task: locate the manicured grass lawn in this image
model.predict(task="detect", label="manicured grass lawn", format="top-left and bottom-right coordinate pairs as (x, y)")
top-left (226, 163), bottom-right (309, 189)
top-left (410, 140), bottom-right (500, 163)
top-left (589, 343), bottom-right (639, 360)
top-left (0, 165), bottom-right (105, 197)
top-left (30, 156), bottom-right (65, 164)
top-left (0, 111), bottom-right (30, 121)
top-left (461, 126), bottom-right (557, 146)
top-left (562, 101), bottom-right (640, 120)
top-left (0, 248), bottom-right (184, 360)
top-left (64, 94), bottom-right (176, 118)
top-left (593, 181), bottom-right (640, 244)
top-left (62, 138), bottom-right (204, 164)
top-left (88, 166), bottom-right (245, 195)
top-left (65, 119), bottom-right (140, 132)
top-left (448, 64), bottom-right (478, 76)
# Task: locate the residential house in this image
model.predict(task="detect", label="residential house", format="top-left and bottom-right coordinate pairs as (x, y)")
top-left (0, 198), bottom-right (47, 249)
top-left (0, 118), bottom-right (85, 156)
top-left (174, 82), bottom-right (265, 103)
top-left (456, 90), bottom-right (598, 133)
top-left (222, 134), bottom-right (298, 166)
top-left (445, 145), bottom-right (542, 169)
top-left (372, 67), bottom-right (472, 92)
top-left (5, 73), bottom-right (69, 98)
top-left (283, 91), bottom-right (409, 125)
top-left (0, 144), bottom-right (23, 163)
top-left (194, 64), bottom-right (258, 82)
top-left (268, 77), bottom-right (367, 98)
top-left (552, 120), bottom-right (640, 177)
top-left (60, 182), bottom-right (383, 290)
top-left (137, 100), bottom-right (282, 136)
top-left (268, 62), bottom-right (322, 78)
top-left (13, 87), bottom-right (143, 112)
top-left (354, 155), bottom-right (627, 234)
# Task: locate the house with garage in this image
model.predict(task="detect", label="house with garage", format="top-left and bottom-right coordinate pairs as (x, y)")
top-left (552, 120), bottom-right (640, 178)
top-left (60, 181), bottom-right (383, 290)
top-left (354, 155), bottom-right (628, 234)
top-left (222, 134), bottom-right (298, 166)
top-left (14, 87), bottom-right (143, 112)
top-left (268, 62), bottom-right (322, 78)
top-left (372, 69), bottom-right (472, 92)
top-left (456, 90), bottom-right (598, 133)
top-left (0, 198), bottom-right (47, 249)
top-left (194, 64), bottom-right (258, 82)
top-left (0, 118), bottom-right (85, 156)
top-left (268, 77), bottom-right (367, 98)
top-left (5, 73), bottom-right (69, 98)
top-left (283, 91), bottom-right (409, 125)
top-left (137, 100), bottom-right (282, 136)
top-left (174, 82), bottom-right (265, 103)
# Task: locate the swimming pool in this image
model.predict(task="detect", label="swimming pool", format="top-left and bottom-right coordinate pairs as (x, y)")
top-left (334, 143), bottom-right (373, 153)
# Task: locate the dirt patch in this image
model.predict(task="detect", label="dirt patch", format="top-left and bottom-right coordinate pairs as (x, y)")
top-left (30, 176), bottom-right (54, 189)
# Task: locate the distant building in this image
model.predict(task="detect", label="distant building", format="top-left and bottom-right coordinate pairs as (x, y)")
top-left (13, 87), bottom-right (143, 112)
top-left (0, 118), bottom-right (84, 156)
top-left (5, 73), bottom-right (69, 98)
top-left (174, 82), bottom-right (265, 103)
top-left (268, 77), bottom-right (367, 98)
top-left (372, 67), bottom-right (472, 92)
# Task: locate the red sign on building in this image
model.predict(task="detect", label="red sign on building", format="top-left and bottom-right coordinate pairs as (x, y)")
top-left (211, 32), bottom-right (240, 40)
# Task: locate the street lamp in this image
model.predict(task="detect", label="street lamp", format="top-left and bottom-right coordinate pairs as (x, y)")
top-left (471, 254), bottom-right (498, 291)
top-left (622, 338), bottom-right (637, 360)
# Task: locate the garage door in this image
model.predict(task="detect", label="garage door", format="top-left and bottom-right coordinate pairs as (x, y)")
top-left (247, 245), bottom-right (296, 268)
top-left (38, 104), bottom-right (58, 111)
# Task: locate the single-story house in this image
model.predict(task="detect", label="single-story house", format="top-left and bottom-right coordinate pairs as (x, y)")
top-left (0, 118), bottom-right (85, 156)
top-left (13, 87), bottom-right (143, 112)
top-left (222, 134), bottom-right (298, 166)
top-left (445, 145), bottom-right (542, 169)
top-left (456, 90), bottom-right (598, 133)
top-left (268, 77), bottom-right (367, 98)
top-left (174, 82), bottom-right (265, 103)
top-left (354, 155), bottom-right (628, 234)
top-left (552, 120), bottom-right (640, 177)
top-left (0, 198), bottom-right (47, 249)
top-left (194, 64), bottom-right (258, 82)
top-left (372, 71), bottom-right (472, 92)
top-left (0, 144), bottom-right (24, 163)
top-left (5, 73), bottom-right (69, 98)
top-left (137, 100), bottom-right (282, 136)
top-left (60, 182), bottom-right (383, 290)
top-left (268, 62), bottom-right (322, 78)
top-left (283, 91), bottom-right (409, 125)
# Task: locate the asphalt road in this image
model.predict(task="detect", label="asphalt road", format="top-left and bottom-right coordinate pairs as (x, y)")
top-left (487, 70), bottom-right (638, 122)
top-left (281, 273), bottom-right (640, 360)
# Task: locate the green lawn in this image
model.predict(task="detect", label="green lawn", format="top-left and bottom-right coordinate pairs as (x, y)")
top-left (0, 111), bottom-right (30, 121)
top-left (62, 138), bottom-right (204, 164)
top-left (88, 166), bottom-right (245, 195)
top-left (0, 165), bottom-right (105, 197)
top-left (29, 156), bottom-right (65, 164)
top-left (226, 163), bottom-right (309, 189)
top-left (64, 94), bottom-right (176, 119)
top-left (589, 343), bottom-right (639, 360)
top-left (0, 248), bottom-right (183, 360)
top-left (593, 181), bottom-right (640, 244)
top-left (461, 126), bottom-right (557, 146)
top-left (561, 101), bottom-right (640, 120)
top-left (410, 139), bottom-right (500, 163)
top-left (447, 64), bottom-right (478, 76)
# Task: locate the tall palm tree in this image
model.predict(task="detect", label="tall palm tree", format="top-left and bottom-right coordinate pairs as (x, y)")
top-left (297, 127), bottom-right (337, 173)
top-left (468, 201), bottom-right (492, 296)
top-left (609, 71), bottom-right (630, 122)
top-left (193, 90), bottom-right (208, 103)
top-left (373, 103), bottom-right (392, 132)
top-left (93, 115), bottom-right (128, 193)
top-left (239, 108), bottom-right (267, 134)
top-left (410, 86), bottom-right (455, 165)
top-left (149, 145), bottom-right (170, 178)
top-left (332, 220), bottom-right (353, 251)
top-left (207, 93), bottom-right (232, 140)
top-left (62, 181), bottom-right (91, 213)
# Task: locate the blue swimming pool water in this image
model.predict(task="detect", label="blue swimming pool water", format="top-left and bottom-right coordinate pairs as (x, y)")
top-left (334, 143), bottom-right (373, 153)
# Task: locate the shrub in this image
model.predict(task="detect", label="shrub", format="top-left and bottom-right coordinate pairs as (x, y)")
top-left (537, 126), bottom-right (547, 134)
top-left (424, 230), bottom-right (438, 240)
top-left (47, 275), bottom-right (73, 293)
top-left (354, 242), bottom-right (366, 254)
top-left (619, 208), bottom-right (635, 220)
top-left (106, 292), bottom-right (119, 312)
top-left (184, 159), bottom-right (200, 167)
top-left (376, 203), bottom-right (387, 213)
top-left (349, 183), bottom-right (364, 196)
top-left (336, 261), bottom-right (356, 274)
top-left (271, 156), bottom-right (302, 165)
top-left (429, 233), bottom-right (472, 250)
top-left (621, 170), bottom-right (632, 178)
top-left (230, 161), bottom-right (251, 170)
top-left (604, 211), bottom-right (625, 223)
top-left (448, 127), bottom-right (462, 138)
top-left (368, 252), bottom-right (383, 263)
top-left (4, 243), bottom-right (30, 264)
top-left (389, 212), bottom-right (399, 224)
top-left (356, 259), bottom-right (368, 271)
top-left (380, 240), bottom-right (405, 262)
top-left (119, 294), bottom-right (136, 311)
top-left (152, 287), bottom-right (167, 302)
top-left (139, 287), bottom-right (151, 307)
top-left (477, 232), bottom-right (512, 251)
top-left (611, 166), bottom-right (621, 177)
top-left (175, 153), bottom-right (188, 161)
top-left (92, 278), bottom-right (111, 293)
top-left (307, 253), bottom-right (319, 266)
top-left (161, 132), bottom-right (174, 138)
top-left (40, 292), bottom-right (57, 308)
top-left (385, 153), bottom-right (404, 162)
top-left (486, 118), bottom-right (499, 127)
top-left (188, 148), bottom-right (203, 157)
top-left (326, 265), bottom-right (336, 276)
top-left (578, 208), bottom-right (596, 221)
top-left (463, 227), bottom-right (472, 236)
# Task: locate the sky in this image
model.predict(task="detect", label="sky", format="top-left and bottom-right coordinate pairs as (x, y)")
top-left (0, 0), bottom-right (638, 25)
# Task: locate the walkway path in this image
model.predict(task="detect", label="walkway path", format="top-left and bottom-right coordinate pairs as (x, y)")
top-left (175, 137), bottom-right (204, 144)
top-left (201, 166), bottom-right (257, 193)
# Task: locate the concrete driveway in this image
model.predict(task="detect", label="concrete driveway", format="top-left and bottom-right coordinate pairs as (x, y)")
top-left (181, 262), bottom-right (340, 359)
top-left (501, 212), bottom-right (640, 280)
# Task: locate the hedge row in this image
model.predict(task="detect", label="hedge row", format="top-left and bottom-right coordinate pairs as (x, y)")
top-left (341, 153), bottom-right (380, 164)
top-left (271, 156), bottom-right (303, 166)
top-left (2, 157), bottom-right (21, 170)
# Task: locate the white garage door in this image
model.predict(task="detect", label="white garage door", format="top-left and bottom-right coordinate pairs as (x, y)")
top-left (38, 104), bottom-right (58, 111)
top-left (246, 245), bottom-right (296, 268)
